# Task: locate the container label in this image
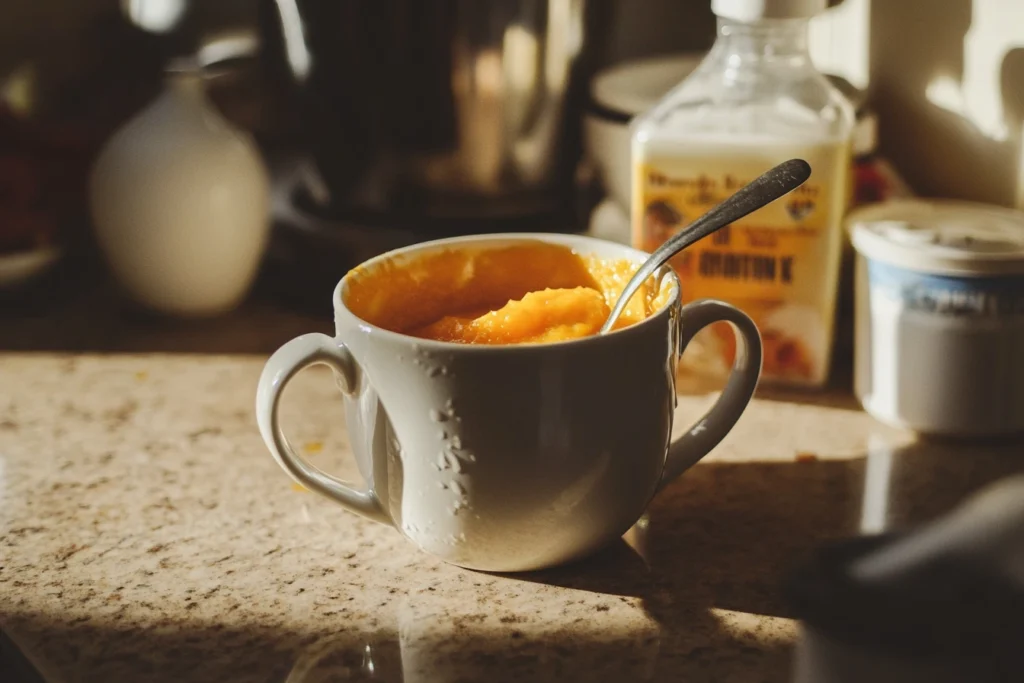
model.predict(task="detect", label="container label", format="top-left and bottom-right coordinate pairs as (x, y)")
top-left (868, 261), bottom-right (1024, 318)
top-left (633, 150), bottom-right (850, 386)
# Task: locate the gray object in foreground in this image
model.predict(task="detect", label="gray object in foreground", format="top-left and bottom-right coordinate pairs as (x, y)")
top-left (786, 476), bottom-right (1024, 683)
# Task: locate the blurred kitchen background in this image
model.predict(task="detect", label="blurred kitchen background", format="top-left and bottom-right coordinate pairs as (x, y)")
top-left (0, 0), bottom-right (1021, 359)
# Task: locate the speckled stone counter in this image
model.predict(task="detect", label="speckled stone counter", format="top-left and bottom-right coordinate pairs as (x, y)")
top-left (1, 354), bottom-right (1022, 683)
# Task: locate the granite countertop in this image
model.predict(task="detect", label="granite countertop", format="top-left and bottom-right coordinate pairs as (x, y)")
top-left (1, 354), bottom-right (1022, 683)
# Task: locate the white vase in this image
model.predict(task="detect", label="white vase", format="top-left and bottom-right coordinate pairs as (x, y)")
top-left (90, 61), bottom-right (271, 316)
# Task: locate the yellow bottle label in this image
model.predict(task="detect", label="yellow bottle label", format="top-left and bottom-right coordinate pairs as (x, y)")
top-left (633, 147), bottom-right (851, 386)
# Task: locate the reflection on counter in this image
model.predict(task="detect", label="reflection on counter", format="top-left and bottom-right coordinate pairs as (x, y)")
top-left (286, 589), bottom-right (660, 683)
top-left (1, 354), bottom-right (1022, 681)
top-left (280, 428), bottom-right (1024, 683)
top-left (857, 431), bottom-right (1024, 535)
top-left (271, 373), bottom-right (1024, 682)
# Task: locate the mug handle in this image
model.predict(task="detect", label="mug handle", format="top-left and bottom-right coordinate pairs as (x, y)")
top-left (255, 333), bottom-right (390, 525)
top-left (659, 299), bottom-right (763, 490)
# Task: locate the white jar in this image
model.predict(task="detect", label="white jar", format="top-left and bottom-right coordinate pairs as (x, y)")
top-left (90, 59), bottom-right (271, 316)
top-left (583, 53), bottom-right (703, 213)
top-left (850, 199), bottom-right (1024, 437)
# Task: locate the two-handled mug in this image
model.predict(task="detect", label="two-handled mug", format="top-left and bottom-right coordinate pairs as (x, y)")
top-left (256, 233), bottom-right (761, 572)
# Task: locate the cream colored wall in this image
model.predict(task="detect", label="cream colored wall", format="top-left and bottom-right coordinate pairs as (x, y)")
top-left (611, 0), bottom-right (1024, 208)
top-left (865, 0), bottom-right (1024, 208)
top-left (810, 0), bottom-right (870, 89)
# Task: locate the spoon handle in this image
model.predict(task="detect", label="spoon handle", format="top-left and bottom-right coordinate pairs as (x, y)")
top-left (600, 158), bottom-right (812, 334)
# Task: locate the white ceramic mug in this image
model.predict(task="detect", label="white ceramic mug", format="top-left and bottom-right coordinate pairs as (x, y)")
top-left (256, 233), bottom-right (762, 572)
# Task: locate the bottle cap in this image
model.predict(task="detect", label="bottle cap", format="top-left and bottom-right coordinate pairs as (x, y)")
top-left (712, 0), bottom-right (827, 21)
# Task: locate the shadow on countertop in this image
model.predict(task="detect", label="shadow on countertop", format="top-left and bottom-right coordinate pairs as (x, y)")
top-left (0, 631), bottom-right (45, 683)
top-left (4, 619), bottom-right (654, 683)
top-left (514, 433), bottom-right (1024, 680)
top-left (4, 436), bottom-right (1021, 683)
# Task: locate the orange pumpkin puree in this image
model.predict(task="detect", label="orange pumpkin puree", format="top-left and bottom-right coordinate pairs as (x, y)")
top-left (344, 241), bottom-right (672, 344)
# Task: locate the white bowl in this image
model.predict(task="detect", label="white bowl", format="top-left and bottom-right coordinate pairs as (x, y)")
top-left (584, 53), bottom-right (704, 211)
top-left (583, 114), bottom-right (634, 209)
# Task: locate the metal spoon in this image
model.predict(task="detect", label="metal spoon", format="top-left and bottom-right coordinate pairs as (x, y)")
top-left (599, 158), bottom-right (813, 334)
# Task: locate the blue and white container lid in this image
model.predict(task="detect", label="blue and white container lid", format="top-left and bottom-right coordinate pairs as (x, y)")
top-left (848, 199), bottom-right (1024, 277)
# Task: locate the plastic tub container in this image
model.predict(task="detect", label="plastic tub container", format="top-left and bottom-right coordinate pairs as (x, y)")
top-left (849, 199), bottom-right (1024, 437)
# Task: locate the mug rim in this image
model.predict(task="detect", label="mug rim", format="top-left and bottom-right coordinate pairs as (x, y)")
top-left (332, 232), bottom-right (681, 352)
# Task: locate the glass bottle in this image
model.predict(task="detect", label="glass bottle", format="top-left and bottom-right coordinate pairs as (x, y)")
top-left (631, 0), bottom-right (854, 387)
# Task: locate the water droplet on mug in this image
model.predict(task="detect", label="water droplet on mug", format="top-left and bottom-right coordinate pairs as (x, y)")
top-left (437, 452), bottom-right (449, 470)
top-left (444, 451), bottom-right (462, 474)
top-left (450, 480), bottom-right (466, 497)
top-left (438, 430), bottom-right (447, 440)
top-left (429, 409), bottom-right (448, 423)
top-left (445, 532), bottom-right (467, 545)
top-left (450, 435), bottom-right (462, 449)
top-left (427, 366), bottom-right (442, 378)
top-left (437, 481), bottom-right (448, 490)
